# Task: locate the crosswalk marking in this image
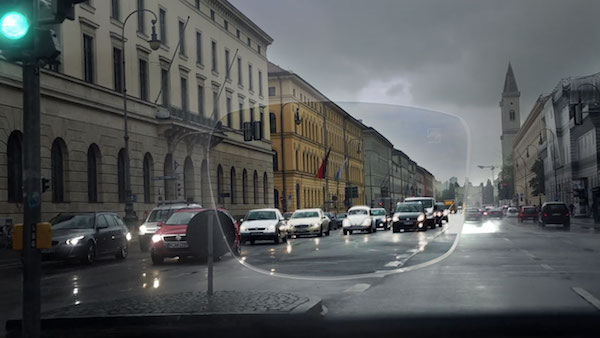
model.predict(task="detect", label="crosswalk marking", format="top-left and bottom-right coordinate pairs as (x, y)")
top-left (384, 261), bottom-right (403, 267)
top-left (344, 283), bottom-right (371, 293)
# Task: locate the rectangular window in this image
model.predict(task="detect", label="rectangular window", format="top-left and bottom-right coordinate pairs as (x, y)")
top-left (224, 20), bottom-right (228, 30)
top-left (225, 49), bottom-right (230, 79)
top-left (181, 77), bottom-right (188, 112)
top-left (111, 0), bottom-right (119, 20)
top-left (194, 0), bottom-right (200, 9)
top-left (210, 9), bottom-right (215, 20)
top-left (236, 29), bottom-right (240, 39)
top-left (83, 34), bottom-right (94, 83)
top-left (112, 47), bottom-right (122, 92)
top-left (248, 64), bottom-right (253, 91)
top-left (197, 85), bottom-right (204, 116)
top-left (161, 68), bottom-right (170, 106)
top-left (211, 41), bottom-right (217, 72)
top-left (250, 106), bottom-right (255, 124)
top-left (239, 102), bottom-right (244, 130)
top-left (226, 97), bottom-right (232, 127)
top-left (237, 57), bottom-right (242, 85)
top-left (213, 91), bottom-right (219, 118)
top-left (139, 59), bottom-right (148, 100)
top-left (268, 87), bottom-right (275, 96)
top-left (159, 9), bottom-right (167, 44)
top-left (178, 21), bottom-right (185, 55)
top-left (137, 0), bottom-right (145, 33)
top-left (195, 32), bottom-right (202, 64)
top-left (260, 107), bottom-right (265, 138)
top-left (258, 70), bottom-right (263, 96)
top-left (247, 37), bottom-right (251, 46)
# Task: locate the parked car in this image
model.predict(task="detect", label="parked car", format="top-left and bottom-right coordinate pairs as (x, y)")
top-left (370, 208), bottom-right (389, 230)
top-left (391, 202), bottom-right (426, 232)
top-left (518, 206), bottom-right (538, 223)
top-left (342, 205), bottom-right (376, 235)
top-left (240, 208), bottom-right (288, 244)
top-left (488, 208), bottom-right (503, 219)
top-left (404, 197), bottom-right (436, 229)
top-left (138, 202), bottom-right (201, 252)
top-left (43, 212), bottom-right (131, 265)
top-left (325, 212), bottom-right (339, 230)
top-left (539, 202), bottom-right (570, 229)
top-left (150, 208), bottom-right (241, 265)
top-left (464, 208), bottom-right (483, 222)
top-left (506, 207), bottom-right (519, 217)
top-left (283, 212), bottom-right (293, 221)
top-left (287, 208), bottom-right (330, 237)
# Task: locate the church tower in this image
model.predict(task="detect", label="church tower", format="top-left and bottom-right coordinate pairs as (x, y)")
top-left (499, 62), bottom-right (520, 166)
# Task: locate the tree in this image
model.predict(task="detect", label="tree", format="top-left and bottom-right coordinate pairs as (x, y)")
top-left (529, 157), bottom-right (545, 196)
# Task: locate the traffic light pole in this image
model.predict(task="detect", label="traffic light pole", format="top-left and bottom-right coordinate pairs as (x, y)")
top-left (22, 59), bottom-right (42, 338)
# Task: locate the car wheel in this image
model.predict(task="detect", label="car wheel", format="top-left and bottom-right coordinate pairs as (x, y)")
top-left (116, 242), bottom-right (128, 260)
top-left (139, 240), bottom-right (149, 252)
top-left (151, 253), bottom-right (164, 265)
top-left (326, 227), bottom-right (330, 236)
top-left (80, 241), bottom-right (96, 265)
top-left (343, 229), bottom-right (348, 235)
top-left (318, 227), bottom-right (323, 237)
top-left (349, 230), bottom-right (353, 235)
top-left (274, 232), bottom-right (281, 244)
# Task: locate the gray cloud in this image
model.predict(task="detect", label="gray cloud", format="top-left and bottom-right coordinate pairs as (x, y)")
top-left (231, 0), bottom-right (600, 184)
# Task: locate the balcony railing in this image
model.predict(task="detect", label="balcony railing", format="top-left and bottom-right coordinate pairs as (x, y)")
top-left (157, 105), bottom-right (222, 131)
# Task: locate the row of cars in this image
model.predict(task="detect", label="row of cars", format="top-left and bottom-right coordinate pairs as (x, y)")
top-left (464, 202), bottom-right (571, 229)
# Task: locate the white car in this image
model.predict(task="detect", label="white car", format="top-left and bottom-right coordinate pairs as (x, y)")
top-left (287, 208), bottom-right (330, 237)
top-left (240, 208), bottom-right (288, 244)
top-left (342, 205), bottom-right (376, 235)
top-left (506, 207), bottom-right (519, 217)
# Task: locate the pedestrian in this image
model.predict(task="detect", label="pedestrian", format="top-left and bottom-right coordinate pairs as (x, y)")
top-left (569, 203), bottom-right (575, 215)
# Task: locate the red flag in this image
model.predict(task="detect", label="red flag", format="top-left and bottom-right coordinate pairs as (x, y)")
top-left (317, 147), bottom-right (332, 179)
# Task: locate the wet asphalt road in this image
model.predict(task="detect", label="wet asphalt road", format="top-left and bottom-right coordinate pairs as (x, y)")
top-left (2, 213), bottom-right (600, 333)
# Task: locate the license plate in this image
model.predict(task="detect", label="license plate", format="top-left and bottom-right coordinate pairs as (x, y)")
top-left (166, 242), bottom-right (188, 249)
top-left (552, 213), bottom-right (561, 216)
top-left (251, 232), bottom-right (264, 236)
top-left (403, 221), bottom-right (413, 225)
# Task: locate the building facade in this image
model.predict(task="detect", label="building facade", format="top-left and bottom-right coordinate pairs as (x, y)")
top-left (500, 63), bottom-right (521, 166)
top-left (363, 127), bottom-right (393, 209)
top-left (421, 167), bottom-right (434, 197)
top-left (1, 0), bottom-right (274, 223)
top-left (268, 63), bottom-right (365, 213)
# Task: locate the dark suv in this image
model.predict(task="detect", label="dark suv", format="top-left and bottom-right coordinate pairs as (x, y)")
top-left (539, 202), bottom-right (570, 229)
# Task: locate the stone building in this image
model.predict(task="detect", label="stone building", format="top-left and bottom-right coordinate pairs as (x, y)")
top-left (1, 0), bottom-right (274, 223)
top-left (363, 127), bottom-right (393, 209)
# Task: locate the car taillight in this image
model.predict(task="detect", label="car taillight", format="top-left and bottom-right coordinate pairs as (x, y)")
top-left (565, 213), bottom-right (570, 217)
top-left (543, 213), bottom-right (548, 217)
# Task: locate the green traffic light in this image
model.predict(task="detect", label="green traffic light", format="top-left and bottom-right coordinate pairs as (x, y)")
top-left (0, 11), bottom-right (30, 40)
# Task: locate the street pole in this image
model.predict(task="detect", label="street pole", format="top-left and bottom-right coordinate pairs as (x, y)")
top-left (22, 57), bottom-right (42, 338)
top-left (207, 211), bottom-right (214, 295)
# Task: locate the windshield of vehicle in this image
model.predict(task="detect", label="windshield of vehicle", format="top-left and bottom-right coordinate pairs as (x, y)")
top-left (348, 209), bottom-right (368, 215)
top-left (165, 211), bottom-right (198, 225)
top-left (466, 208), bottom-right (480, 213)
top-left (408, 199), bottom-right (433, 208)
top-left (336, 213), bottom-right (347, 219)
top-left (291, 211), bottom-right (319, 219)
top-left (371, 209), bottom-right (386, 216)
top-left (51, 214), bottom-right (94, 229)
top-left (246, 211), bottom-right (277, 221)
top-left (283, 213), bottom-right (292, 220)
top-left (545, 204), bottom-right (568, 213)
top-left (523, 208), bottom-right (537, 214)
top-left (395, 204), bottom-right (422, 213)
top-left (147, 209), bottom-right (173, 223)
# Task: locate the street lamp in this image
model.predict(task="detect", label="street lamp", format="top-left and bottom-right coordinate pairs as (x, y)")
top-left (538, 127), bottom-right (559, 202)
top-left (121, 9), bottom-right (160, 228)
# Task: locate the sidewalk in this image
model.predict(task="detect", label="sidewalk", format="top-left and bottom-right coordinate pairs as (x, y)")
top-left (570, 216), bottom-right (598, 229)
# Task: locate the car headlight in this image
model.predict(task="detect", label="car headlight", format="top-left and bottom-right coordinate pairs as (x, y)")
top-left (66, 235), bottom-right (84, 246)
top-left (139, 224), bottom-right (147, 234)
top-left (267, 225), bottom-right (276, 232)
top-left (417, 213), bottom-right (425, 222)
top-left (240, 224), bottom-right (248, 232)
top-left (312, 223), bottom-right (321, 228)
top-left (362, 218), bottom-right (372, 226)
top-left (342, 219), bottom-right (350, 227)
top-left (126, 232), bottom-right (132, 241)
top-left (151, 234), bottom-right (162, 243)
top-left (443, 210), bottom-right (450, 216)
top-left (392, 214), bottom-right (399, 222)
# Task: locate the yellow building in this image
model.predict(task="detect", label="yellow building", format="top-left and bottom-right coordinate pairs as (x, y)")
top-left (268, 63), bottom-right (365, 213)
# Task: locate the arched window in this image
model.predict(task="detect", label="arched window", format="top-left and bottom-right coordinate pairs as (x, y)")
top-left (87, 144), bottom-right (101, 203)
top-left (143, 153), bottom-right (153, 203)
top-left (253, 170), bottom-right (259, 204)
top-left (296, 183), bottom-right (301, 209)
top-left (200, 160), bottom-right (208, 205)
top-left (269, 112), bottom-right (276, 133)
top-left (230, 167), bottom-right (237, 204)
top-left (184, 156), bottom-right (195, 202)
top-left (117, 148), bottom-right (127, 203)
top-left (272, 150), bottom-right (278, 171)
top-left (263, 172), bottom-right (268, 204)
top-left (163, 154), bottom-right (174, 201)
top-left (7, 131), bottom-right (23, 203)
top-left (274, 189), bottom-right (279, 209)
top-left (242, 169), bottom-right (248, 204)
top-left (217, 164), bottom-right (224, 204)
top-left (51, 138), bottom-right (67, 203)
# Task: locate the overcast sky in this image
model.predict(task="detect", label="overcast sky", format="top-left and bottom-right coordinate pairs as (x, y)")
top-left (230, 0), bottom-right (600, 185)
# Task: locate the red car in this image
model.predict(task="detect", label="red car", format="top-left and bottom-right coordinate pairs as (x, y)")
top-left (518, 206), bottom-right (539, 223)
top-left (150, 208), bottom-right (241, 265)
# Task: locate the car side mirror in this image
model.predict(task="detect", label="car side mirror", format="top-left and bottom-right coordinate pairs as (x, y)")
top-left (239, 218), bottom-right (244, 223)
top-left (97, 223), bottom-right (108, 230)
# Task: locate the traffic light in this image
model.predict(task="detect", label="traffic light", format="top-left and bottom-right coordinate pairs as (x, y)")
top-left (0, 0), bottom-right (34, 57)
top-left (41, 177), bottom-right (50, 193)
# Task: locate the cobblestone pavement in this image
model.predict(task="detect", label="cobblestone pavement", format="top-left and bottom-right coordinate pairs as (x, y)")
top-left (43, 291), bottom-right (320, 318)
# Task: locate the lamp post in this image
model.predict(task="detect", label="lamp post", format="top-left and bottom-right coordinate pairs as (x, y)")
top-left (538, 127), bottom-right (559, 202)
top-left (121, 10), bottom-right (161, 228)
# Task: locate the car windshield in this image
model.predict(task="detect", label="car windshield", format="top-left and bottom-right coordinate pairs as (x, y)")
top-left (336, 214), bottom-right (347, 218)
top-left (348, 209), bottom-right (368, 215)
top-left (545, 204), bottom-right (568, 213)
top-left (50, 214), bottom-right (95, 229)
top-left (283, 213), bottom-right (292, 220)
top-left (396, 204), bottom-right (422, 213)
top-left (291, 211), bottom-right (319, 219)
top-left (408, 199), bottom-right (433, 208)
top-left (371, 209), bottom-right (386, 216)
top-left (523, 208), bottom-right (537, 214)
top-left (147, 209), bottom-right (173, 222)
top-left (246, 211), bottom-right (277, 221)
top-left (165, 211), bottom-right (198, 225)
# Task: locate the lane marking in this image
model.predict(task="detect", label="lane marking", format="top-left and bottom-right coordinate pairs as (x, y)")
top-left (572, 287), bottom-right (600, 311)
top-left (521, 249), bottom-right (536, 258)
top-left (395, 254), bottom-right (410, 260)
top-left (541, 264), bottom-right (553, 270)
top-left (344, 283), bottom-right (370, 293)
top-left (384, 261), bottom-right (402, 268)
top-left (503, 237), bottom-right (511, 242)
